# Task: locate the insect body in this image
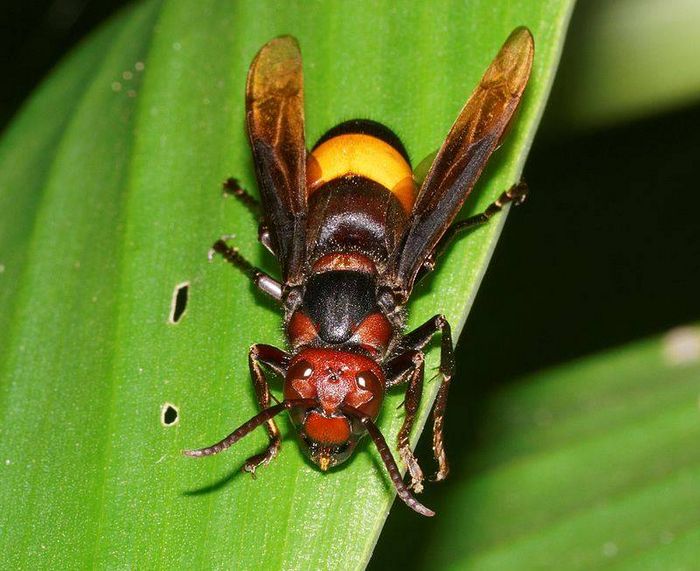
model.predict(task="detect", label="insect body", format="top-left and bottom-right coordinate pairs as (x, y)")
top-left (185, 29), bottom-right (534, 516)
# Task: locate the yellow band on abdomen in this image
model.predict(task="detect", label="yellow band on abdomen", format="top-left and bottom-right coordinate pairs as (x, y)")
top-left (307, 133), bottom-right (416, 213)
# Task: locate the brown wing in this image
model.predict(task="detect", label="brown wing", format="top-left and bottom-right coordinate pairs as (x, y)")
top-left (388, 27), bottom-right (534, 296)
top-left (246, 36), bottom-right (307, 285)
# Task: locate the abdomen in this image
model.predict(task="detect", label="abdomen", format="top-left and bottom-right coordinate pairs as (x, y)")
top-left (305, 120), bottom-right (416, 267)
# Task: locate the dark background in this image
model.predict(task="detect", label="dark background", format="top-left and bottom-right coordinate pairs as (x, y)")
top-left (4, 1), bottom-right (699, 568)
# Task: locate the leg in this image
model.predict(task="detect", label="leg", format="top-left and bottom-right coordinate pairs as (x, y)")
top-left (210, 239), bottom-right (282, 301)
top-left (418, 181), bottom-right (528, 279)
top-left (223, 177), bottom-right (261, 217)
top-left (398, 314), bottom-right (454, 481)
top-left (448, 180), bottom-right (528, 236)
top-left (385, 350), bottom-right (426, 492)
top-left (242, 344), bottom-right (291, 476)
top-left (222, 178), bottom-right (277, 257)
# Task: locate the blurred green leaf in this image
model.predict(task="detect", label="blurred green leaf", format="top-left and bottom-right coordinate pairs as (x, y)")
top-left (423, 326), bottom-right (700, 569)
top-left (0, 1), bottom-right (573, 568)
top-left (546, 0), bottom-right (700, 131)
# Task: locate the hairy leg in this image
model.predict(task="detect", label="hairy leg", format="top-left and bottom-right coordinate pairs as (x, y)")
top-left (242, 344), bottom-right (291, 475)
top-left (210, 239), bottom-right (282, 301)
top-left (385, 350), bottom-right (426, 492)
top-left (397, 314), bottom-right (454, 481)
top-left (418, 181), bottom-right (528, 279)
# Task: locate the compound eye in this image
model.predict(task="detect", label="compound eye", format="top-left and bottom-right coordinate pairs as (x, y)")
top-left (288, 359), bottom-right (314, 380)
top-left (352, 368), bottom-right (384, 419)
top-left (284, 359), bottom-right (317, 403)
top-left (356, 369), bottom-right (381, 395)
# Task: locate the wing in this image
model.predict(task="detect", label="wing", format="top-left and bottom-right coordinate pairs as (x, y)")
top-left (246, 36), bottom-right (307, 285)
top-left (387, 27), bottom-right (534, 297)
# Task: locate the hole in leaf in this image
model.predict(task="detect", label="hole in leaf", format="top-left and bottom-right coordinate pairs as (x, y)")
top-left (161, 403), bottom-right (179, 426)
top-left (169, 282), bottom-right (189, 323)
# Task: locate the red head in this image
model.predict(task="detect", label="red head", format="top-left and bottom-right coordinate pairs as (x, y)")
top-left (283, 348), bottom-right (384, 470)
top-left (184, 346), bottom-right (434, 516)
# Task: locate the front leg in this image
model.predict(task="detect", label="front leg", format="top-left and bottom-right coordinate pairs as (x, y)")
top-left (243, 344), bottom-right (290, 476)
top-left (385, 350), bottom-right (426, 492)
top-left (398, 314), bottom-right (454, 482)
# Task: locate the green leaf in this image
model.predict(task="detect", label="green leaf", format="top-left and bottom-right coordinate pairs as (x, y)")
top-left (421, 326), bottom-right (700, 569)
top-left (0, 1), bottom-right (573, 568)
